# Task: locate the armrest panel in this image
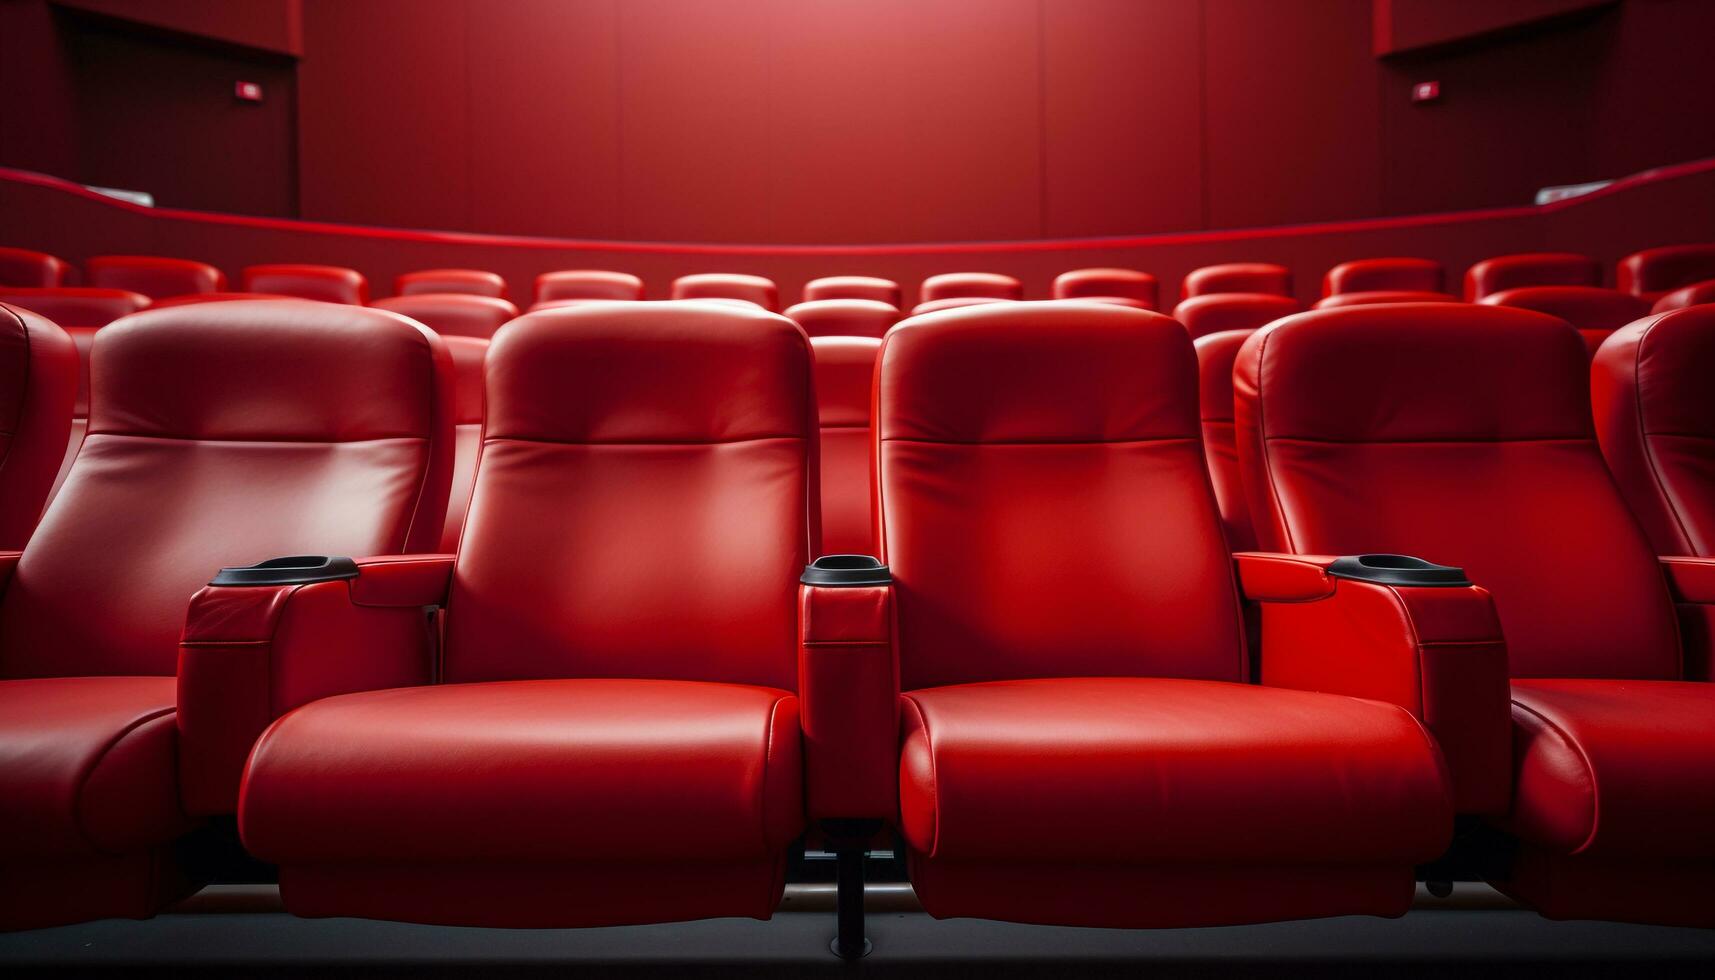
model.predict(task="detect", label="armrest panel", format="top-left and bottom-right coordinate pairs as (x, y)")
top-left (177, 555), bottom-right (452, 816)
top-left (799, 582), bottom-right (897, 822)
top-left (1663, 557), bottom-right (1715, 680)
top-left (1241, 553), bottom-right (1512, 816)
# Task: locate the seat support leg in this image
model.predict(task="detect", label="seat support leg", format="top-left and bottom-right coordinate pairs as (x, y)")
top-left (822, 819), bottom-right (880, 959)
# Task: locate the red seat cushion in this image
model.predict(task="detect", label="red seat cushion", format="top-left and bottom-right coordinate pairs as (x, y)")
top-left (240, 678), bottom-right (802, 865)
top-left (899, 677), bottom-right (1451, 865)
top-left (0, 676), bottom-right (192, 860)
top-left (1509, 678), bottom-right (1715, 859)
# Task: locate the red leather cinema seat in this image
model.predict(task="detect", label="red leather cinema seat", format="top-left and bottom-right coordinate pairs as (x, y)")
top-left (86, 256), bottom-right (224, 300)
top-left (919, 272), bottom-right (1023, 306)
top-left (909, 296), bottom-right (1013, 316)
top-left (395, 269), bottom-right (508, 299)
top-left (811, 336), bottom-right (879, 556)
top-left (833, 301), bottom-right (1455, 929)
top-left (785, 299), bottom-right (900, 339)
top-left (1323, 258), bottom-right (1444, 296)
top-left (1052, 268), bottom-right (1159, 310)
top-left (1651, 278), bottom-right (1715, 314)
top-left (670, 273), bottom-right (779, 311)
top-left (242, 264), bottom-right (369, 305)
top-left (803, 276), bottom-right (902, 307)
top-left (1464, 252), bottom-right (1599, 300)
top-left (0, 300), bottom-right (454, 930)
top-left (1234, 302), bottom-right (1715, 928)
top-left (233, 302), bottom-right (815, 928)
top-left (0, 304), bottom-right (76, 549)
top-left (0, 248), bottom-right (70, 288)
top-left (1618, 244), bottom-right (1715, 303)
top-left (1480, 285), bottom-right (1650, 357)
top-left (1171, 292), bottom-right (1299, 340)
top-left (1182, 263), bottom-right (1292, 299)
top-left (1313, 290), bottom-right (1459, 309)
top-left (532, 270), bottom-right (644, 306)
top-left (369, 295), bottom-right (519, 552)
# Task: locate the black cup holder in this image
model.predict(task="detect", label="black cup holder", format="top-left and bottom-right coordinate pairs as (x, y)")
top-left (210, 555), bottom-right (361, 587)
top-left (800, 555), bottom-right (892, 587)
top-left (1325, 554), bottom-right (1471, 588)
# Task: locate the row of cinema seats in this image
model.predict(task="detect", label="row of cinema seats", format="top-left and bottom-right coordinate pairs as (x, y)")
top-left (3, 292), bottom-right (1715, 944)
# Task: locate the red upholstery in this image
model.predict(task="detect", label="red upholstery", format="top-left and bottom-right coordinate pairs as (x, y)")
top-left (86, 255), bottom-right (224, 299)
top-left (0, 304), bottom-right (77, 549)
top-left (919, 272), bottom-right (1023, 303)
top-left (148, 292), bottom-right (293, 308)
top-left (438, 336), bottom-right (486, 552)
top-left (1322, 257), bottom-right (1444, 296)
top-left (1182, 262), bottom-right (1292, 299)
top-left (876, 301), bottom-right (1451, 927)
top-left (1650, 277), bottom-right (1715, 314)
top-left (810, 337), bottom-right (879, 556)
top-left (0, 247), bottom-right (69, 288)
top-left (0, 287), bottom-right (149, 329)
top-left (532, 270), bottom-right (644, 304)
top-left (1194, 329), bottom-right (1257, 549)
top-left (909, 296), bottom-right (1012, 316)
top-left (785, 298), bottom-right (899, 339)
top-left (1593, 306), bottom-right (1715, 555)
top-left (369, 294), bottom-right (518, 339)
top-left (670, 273), bottom-right (780, 311)
top-left (395, 268), bottom-right (508, 299)
top-left (241, 264), bottom-right (368, 305)
top-left (1234, 302), bottom-right (1712, 926)
top-left (1618, 244), bottom-right (1715, 302)
top-left (1051, 268), bottom-right (1159, 310)
top-left (1464, 252), bottom-right (1599, 300)
top-left (1172, 292), bottom-right (1299, 340)
top-left (1481, 286), bottom-right (1650, 358)
top-left (1313, 290), bottom-right (1460, 308)
top-left (237, 302), bottom-right (814, 927)
top-left (802, 275), bottom-right (902, 307)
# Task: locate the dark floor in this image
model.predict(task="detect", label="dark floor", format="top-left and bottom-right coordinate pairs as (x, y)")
top-left (4, 885), bottom-right (1712, 978)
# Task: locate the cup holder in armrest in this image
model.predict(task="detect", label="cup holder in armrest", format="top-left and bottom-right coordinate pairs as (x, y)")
top-left (1325, 554), bottom-right (1471, 588)
top-left (209, 555), bottom-right (361, 587)
top-left (800, 555), bottom-right (892, 587)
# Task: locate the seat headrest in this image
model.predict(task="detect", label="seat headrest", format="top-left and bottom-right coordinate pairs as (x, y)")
top-left (802, 276), bottom-right (902, 306)
top-left (486, 301), bottom-right (812, 443)
top-left (1322, 257), bottom-right (1444, 296)
top-left (89, 299), bottom-right (448, 442)
top-left (670, 273), bottom-right (779, 311)
top-left (1480, 286), bottom-right (1652, 332)
top-left (0, 287), bottom-right (150, 328)
top-left (1619, 244), bottom-right (1715, 296)
top-left (371, 294), bottom-right (520, 338)
top-left (1313, 291), bottom-right (1459, 309)
top-left (534, 270), bottom-right (644, 303)
top-left (1652, 278), bottom-right (1715, 314)
top-left (1598, 305), bottom-right (1715, 437)
top-left (1237, 303), bottom-right (1588, 442)
top-left (1052, 268), bottom-right (1158, 305)
top-left (1182, 262), bottom-right (1292, 298)
top-left (87, 255), bottom-right (226, 297)
top-left (810, 336), bottom-right (880, 427)
top-left (1172, 293), bottom-right (1299, 339)
top-left (879, 301), bottom-right (1195, 444)
top-left (920, 272), bottom-right (1023, 302)
top-left (1463, 252), bottom-right (1598, 300)
top-left (785, 298), bottom-right (900, 338)
top-left (1194, 329), bottom-right (1255, 422)
top-left (396, 269), bottom-right (508, 299)
top-left (242, 264), bottom-right (369, 305)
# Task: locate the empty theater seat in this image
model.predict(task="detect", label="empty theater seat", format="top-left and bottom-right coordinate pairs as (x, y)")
top-left (785, 299), bottom-right (900, 338)
top-left (1463, 252), bottom-right (1600, 300)
top-left (1052, 268), bottom-right (1159, 310)
top-left (370, 294), bottom-right (518, 339)
top-left (1313, 290), bottom-right (1460, 309)
top-left (242, 264), bottom-right (369, 305)
top-left (395, 269), bottom-right (508, 299)
top-left (670, 273), bottom-right (779, 311)
top-left (1618, 244), bottom-right (1715, 302)
top-left (810, 336), bottom-right (880, 555)
top-left (802, 276), bottom-right (902, 307)
top-left (231, 302), bottom-right (814, 928)
top-left (1171, 293), bottom-right (1299, 340)
top-left (818, 301), bottom-right (1458, 929)
top-left (0, 248), bottom-right (70, 288)
top-left (1182, 263), bottom-right (1293, 299)
top-left (148, 292), bottom-right (295, 308)
top-left (919, 272), bottom-right (1023, 304)
top-left (1480, 285), bottom-right (1650, 357)
top-left (1, 300), bottom-right (454, 930)
top-left (1234, 302), bottom-right (1715, 928)
top-left (0, 304), bottom-right (76, 549)
top-left (1323, 258), bottom-right (1444, 296)
top-left (1651, 278), bottom-right (1715, 313)
top-left (86, 255), bottom-right (225, 299)
top-left (909, 296), bottom-right (1013, 316)
top-left (532, 270), bottom-right (644, 306)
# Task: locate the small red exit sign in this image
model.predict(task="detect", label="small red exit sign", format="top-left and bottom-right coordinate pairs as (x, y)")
top-left (235, 81), bottom-right (264, 103)
top-left (1411, 80), bottom-right (1441, 103)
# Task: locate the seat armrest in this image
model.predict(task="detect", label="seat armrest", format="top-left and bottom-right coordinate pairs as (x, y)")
top-left (1236, 551), bottom-right (1512, 816)
top-left (1661, 556), bottom-right (1715, 604)
top-left (1661, 557), bottom-right (1715, 680)
top-left (176, 554), bottom-right (454, 815)
top-left (798, 557), bottom-right (898, 823)
top-left (0, 551), bottom-right (19, 598)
